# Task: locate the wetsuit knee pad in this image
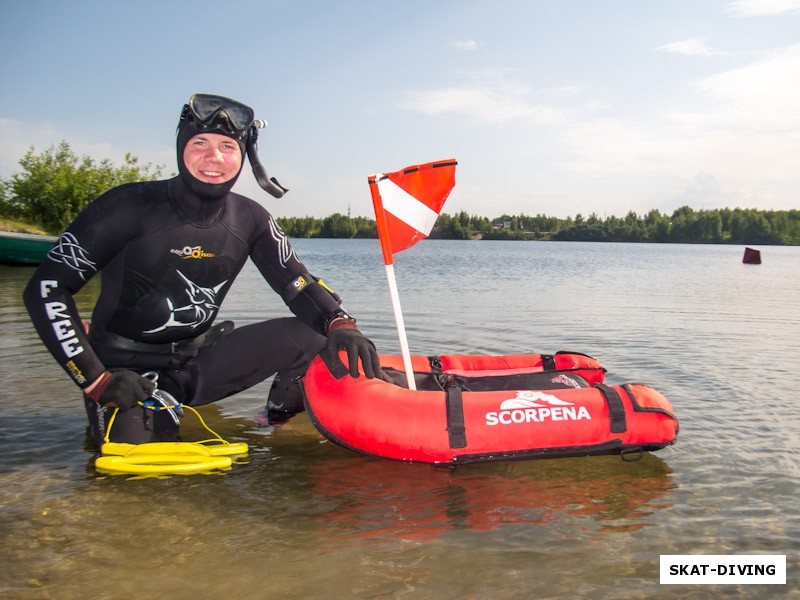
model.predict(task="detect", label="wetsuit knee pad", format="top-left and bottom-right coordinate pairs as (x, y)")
top-left (155, 368), bottom-right (196, 405)
top-left (264, 373), bottom-right (306, 424)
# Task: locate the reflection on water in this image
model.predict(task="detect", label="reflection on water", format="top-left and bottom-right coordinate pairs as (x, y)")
top-left (2, 242), bottom-right (799, 599)
top-left (307, 452), bottom-right (674, 545)
top-left (0, 413), bottom-right (678, 599)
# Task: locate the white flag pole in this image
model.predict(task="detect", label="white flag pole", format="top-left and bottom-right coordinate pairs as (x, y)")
top-left (383, 263), bottom-right (417, 390)
top-left (369, 175), bottom-right (417, 390)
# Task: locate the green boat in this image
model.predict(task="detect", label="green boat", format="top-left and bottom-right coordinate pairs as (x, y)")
top-left (0, 231), bottom-right (58, 266)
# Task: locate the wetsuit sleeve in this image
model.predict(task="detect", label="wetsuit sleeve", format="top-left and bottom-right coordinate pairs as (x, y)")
top-left (23, 191), bottom-right (133, 389)
top-left (248, 213), bottom-right (341, 334)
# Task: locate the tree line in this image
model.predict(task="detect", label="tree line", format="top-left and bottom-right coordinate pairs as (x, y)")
top-left (1, 142), bottom-right (163, 234)
top-left (2, 142), bottom-right (797, 245)
top-left (279, 207), bottom-right (800, 246)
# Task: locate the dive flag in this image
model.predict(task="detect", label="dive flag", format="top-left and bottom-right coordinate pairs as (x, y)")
top-left (368, 159), bottom-right (457, 264)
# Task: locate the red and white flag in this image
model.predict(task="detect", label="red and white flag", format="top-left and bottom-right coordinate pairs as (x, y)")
top-left (368, 159), bottom-right (457, 264)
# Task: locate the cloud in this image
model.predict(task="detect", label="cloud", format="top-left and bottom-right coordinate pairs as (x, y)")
top-left (727, 0), bottom-right (800, 16)
top-left (696, 43), bottom-right (800, 132)
top-left (557, 44), bottom-right (800, 209)
top-left (451, 40), bottom-right (480, 51)
top-left (396, 43), bottom-right (800, 213)
top-left (0, 117), bottom-right (171, 180)
top-left (0, 118), bottom-right (57, 176)
top-left (657, 38), bottom-right (723, 56)
top-left (398, 70), bottom-right (568, 124)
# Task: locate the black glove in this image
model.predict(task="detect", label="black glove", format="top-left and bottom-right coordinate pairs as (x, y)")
top-left (84, 371), bottom-right (156, 412)
top-left (320, 327), bottom-right (382, 380)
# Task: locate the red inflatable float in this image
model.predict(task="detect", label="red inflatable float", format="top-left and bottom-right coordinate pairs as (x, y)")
top-left (302, 351), bottom-right (678, 465)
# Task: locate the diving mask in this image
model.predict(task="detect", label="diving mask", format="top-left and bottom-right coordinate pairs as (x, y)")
top-left (180, 93), bottom-right (256, 141)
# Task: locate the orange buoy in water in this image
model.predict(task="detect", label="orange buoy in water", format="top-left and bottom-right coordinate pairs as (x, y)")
top-left (743, 247), bottom-right (761, 264)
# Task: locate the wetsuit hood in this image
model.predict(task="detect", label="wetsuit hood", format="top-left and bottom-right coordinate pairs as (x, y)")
top-left (176, 120), bottom-right (245, 201)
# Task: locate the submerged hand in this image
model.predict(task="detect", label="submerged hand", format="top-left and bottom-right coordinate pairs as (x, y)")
top-left (320, 326), bottom-right (381, 380)
top-left (84, 371), bottom-right (156, 411)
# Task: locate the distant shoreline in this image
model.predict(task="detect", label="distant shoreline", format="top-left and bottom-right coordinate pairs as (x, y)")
top-left (4, 207), bottom-right (798, 246)
top-left (276, 206), bottom-right (800, 246)
top-left (285, 234), bottom-right (795, 247)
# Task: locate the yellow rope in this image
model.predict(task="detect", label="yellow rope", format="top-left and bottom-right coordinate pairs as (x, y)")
top-left (103, 407), bottom-right (119, 445)
top-left (181, 404), bottom-right (226, 444)
top-left (97, 401), bottom-right (248, 476)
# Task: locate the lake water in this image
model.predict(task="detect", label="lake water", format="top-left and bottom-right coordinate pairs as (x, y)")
top-left (1, 239), bottom-right (798, 599)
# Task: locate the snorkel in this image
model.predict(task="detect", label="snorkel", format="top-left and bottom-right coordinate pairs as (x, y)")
top-left (179, 93), bottom-right (288, 199)
top-left (246, 122), bottom-right (288, 198)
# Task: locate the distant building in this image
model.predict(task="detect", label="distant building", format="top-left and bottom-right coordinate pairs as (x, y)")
top-left (492, 220), bottom-right (513, 230)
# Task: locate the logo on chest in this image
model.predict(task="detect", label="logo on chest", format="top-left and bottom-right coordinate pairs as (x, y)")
top-left (170, 245), bottom-right (217, 260)
top-left (144, 270), bottom-right (227, 333)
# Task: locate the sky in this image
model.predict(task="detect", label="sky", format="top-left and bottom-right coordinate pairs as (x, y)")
top-left (1, 0), bottom-right (799, 220)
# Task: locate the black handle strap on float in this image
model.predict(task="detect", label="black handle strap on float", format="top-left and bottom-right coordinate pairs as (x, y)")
top-left (444, 377), bottom-right (468, 449)
top-left (594, 384), bottom-right (627, 433)
top-left (427, 356), bottom-right (443, 374)
top-left (541, 354), bottom-right (556, 371)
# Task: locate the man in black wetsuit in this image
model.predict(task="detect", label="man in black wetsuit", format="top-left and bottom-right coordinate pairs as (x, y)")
top-left (23, 93), bottom-right (381, 447)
